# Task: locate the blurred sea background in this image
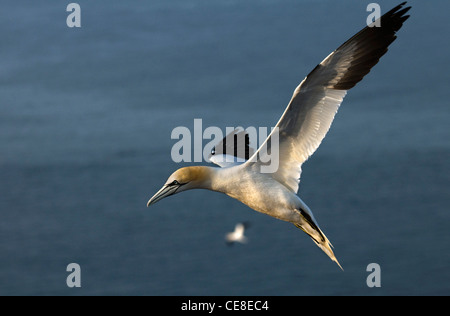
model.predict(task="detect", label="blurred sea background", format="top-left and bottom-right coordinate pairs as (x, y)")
top-left (0, 0), bottom-right (448, 295)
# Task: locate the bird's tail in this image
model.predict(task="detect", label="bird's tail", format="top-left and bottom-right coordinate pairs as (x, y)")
top-left (295, 216), bottom-right (343, 270)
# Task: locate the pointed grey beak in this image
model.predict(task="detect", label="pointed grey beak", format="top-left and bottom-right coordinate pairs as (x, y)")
top-left (147, 184), bottom-right (179, 207)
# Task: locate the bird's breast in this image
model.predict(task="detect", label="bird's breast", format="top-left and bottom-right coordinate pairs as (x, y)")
top-left (213, 170), bottom-right (301, 223)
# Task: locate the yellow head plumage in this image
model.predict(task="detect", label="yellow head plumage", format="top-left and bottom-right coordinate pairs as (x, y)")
top-left (166, 166), bottom-right (212, 186)
top-left (147, 166), bottom-right (214, 207)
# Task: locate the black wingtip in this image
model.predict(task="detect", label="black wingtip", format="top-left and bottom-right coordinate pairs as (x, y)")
top-left (330, 2), bottom-right (411, 90)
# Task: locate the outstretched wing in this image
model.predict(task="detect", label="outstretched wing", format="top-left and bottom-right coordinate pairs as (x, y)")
top-left (208, 129), bottom-right (256, 168)
top-left (247, 2), bottom-right (411, 193)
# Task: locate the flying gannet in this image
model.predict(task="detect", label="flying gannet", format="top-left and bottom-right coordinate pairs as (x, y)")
top-left (147, 3), bottom-right (411, 269)
top-left (225, 222), bottom-right (250, 245)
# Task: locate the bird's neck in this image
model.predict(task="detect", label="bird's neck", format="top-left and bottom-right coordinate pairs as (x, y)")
top-left (185, 165), bottom-right (221, 190)
top-left (208, 166), bottom-right (246, 196)
top-left (186, 165), bottom-right (247, 198)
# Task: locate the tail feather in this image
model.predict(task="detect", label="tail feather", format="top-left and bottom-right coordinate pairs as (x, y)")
top-left (295, 223), bottom-right (343, 271)
top-left (314, 233), bottom-right (343, 271)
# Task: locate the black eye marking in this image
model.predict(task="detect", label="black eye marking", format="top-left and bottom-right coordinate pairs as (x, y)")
top-left (171, 180), bottom-right (180, 186)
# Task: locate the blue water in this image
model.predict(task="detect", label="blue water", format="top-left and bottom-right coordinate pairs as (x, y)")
top-left (0, 0), bottom-right (449, 295)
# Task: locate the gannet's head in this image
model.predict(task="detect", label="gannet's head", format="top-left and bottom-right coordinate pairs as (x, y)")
top-left (147, 166), bottom-right (212, 207)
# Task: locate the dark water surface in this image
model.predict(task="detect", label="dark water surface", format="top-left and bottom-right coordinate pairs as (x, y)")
top-left (0, 0), bottom-right (448, 295)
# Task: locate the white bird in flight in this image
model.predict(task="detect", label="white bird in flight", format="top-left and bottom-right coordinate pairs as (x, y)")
top-left (225, 222), bottom-right (250, 245)
top-left (147, 3), bottom-right (410, 270)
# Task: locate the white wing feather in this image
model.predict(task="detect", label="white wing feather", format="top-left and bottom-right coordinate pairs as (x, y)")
top-left (247, 3), bottom-right (411, 193)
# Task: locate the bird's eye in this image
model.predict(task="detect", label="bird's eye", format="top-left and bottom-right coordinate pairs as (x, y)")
top-left (211, 147), bottom-right (215, 155)
top-left (171, 180), bottom-right (180, 186)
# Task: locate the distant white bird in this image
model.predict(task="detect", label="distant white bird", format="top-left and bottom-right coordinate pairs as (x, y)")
top-left (225, 222), bottom-right (250, 245)
top-left (147, 3), bottom-right (410, 270)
